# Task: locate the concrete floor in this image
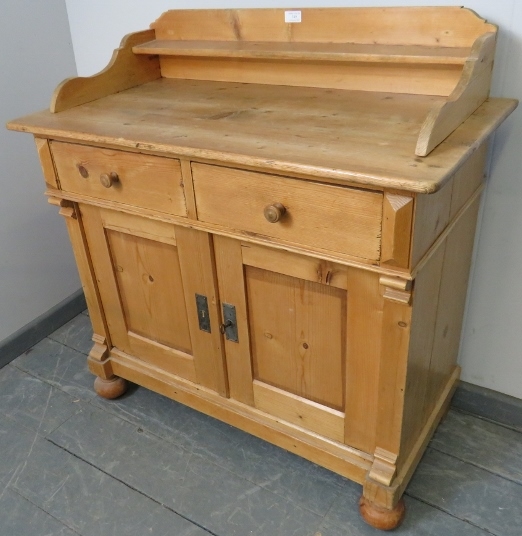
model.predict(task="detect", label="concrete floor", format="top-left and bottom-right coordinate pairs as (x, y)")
top-left (1, 311), bottom-right (521, 535)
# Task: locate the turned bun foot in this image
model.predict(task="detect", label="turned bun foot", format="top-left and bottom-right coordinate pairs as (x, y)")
top-left (94, 376), bottom-right (128, 399)
top-left (359, 495), bottom-right (405, 531)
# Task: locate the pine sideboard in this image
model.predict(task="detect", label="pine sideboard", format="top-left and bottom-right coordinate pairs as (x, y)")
top-left (7, 7), bottom-right (517, 530)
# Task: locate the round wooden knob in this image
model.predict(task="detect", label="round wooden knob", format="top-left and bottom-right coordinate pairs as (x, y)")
top-left (263, 202), bottom-right (286, 223)
top-left (100, 172), bottom-right (119, 188)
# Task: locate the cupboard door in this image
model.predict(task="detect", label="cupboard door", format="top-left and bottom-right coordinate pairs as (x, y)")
top-left (214, 236), bottom-right (384, 451)
top-left (80, 205), bottom-right (227, 394)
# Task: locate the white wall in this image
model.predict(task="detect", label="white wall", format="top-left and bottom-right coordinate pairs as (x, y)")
top-left (64, 0), bottom-right (522, 398)
top-left (0, 1), bottom-right (80, 342)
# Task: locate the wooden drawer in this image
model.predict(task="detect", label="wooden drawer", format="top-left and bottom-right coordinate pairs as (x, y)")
top-left (51, 142), bottom-right (187, 216)
top-left (192, 163), bottom-right (383, 260)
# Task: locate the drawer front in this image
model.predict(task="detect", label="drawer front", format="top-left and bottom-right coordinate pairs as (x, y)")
top-left (52, 142), bottom-right (187, 216)
top-left (192, 163), bottom-right (382, 260)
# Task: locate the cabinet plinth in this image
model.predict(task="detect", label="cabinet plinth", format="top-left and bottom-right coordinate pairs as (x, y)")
top-left (6, 7), bottom-right (516, 530)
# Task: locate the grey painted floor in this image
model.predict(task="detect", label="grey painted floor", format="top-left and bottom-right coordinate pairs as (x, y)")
top-left (1, 312), bottom-right (521, 535)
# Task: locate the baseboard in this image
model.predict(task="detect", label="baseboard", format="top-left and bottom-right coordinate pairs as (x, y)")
top-left (0, 289), bottom-right (86, 369)
top-left (452, 381), bottom-right (522, 432)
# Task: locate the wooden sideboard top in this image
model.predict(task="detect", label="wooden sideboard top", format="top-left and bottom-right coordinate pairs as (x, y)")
top-left (6, 7), bottom-right (518, 192)
top-left (8, 78), bottom-right (516, 194)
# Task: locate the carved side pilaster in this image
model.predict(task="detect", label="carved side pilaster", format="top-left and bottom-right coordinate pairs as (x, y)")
top-left (90, 334), bottom-right (110, 362)
top-left (48, 196), bottom-right (112, 358)
top-left (48, 196), bottom-right (77, 219)
top-left (379, 275), bottom-right (412, 305)
top-left (368, 447), bottom-right (398, 486)
top-left (381, 193), bottom-right (413, 268)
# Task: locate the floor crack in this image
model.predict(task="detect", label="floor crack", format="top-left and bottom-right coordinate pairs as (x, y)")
top-left (44, 437), bottom-right (216, 535)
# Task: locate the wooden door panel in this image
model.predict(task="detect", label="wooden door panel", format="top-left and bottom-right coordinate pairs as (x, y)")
top-left (176, 226), bottom-right (228, 396)
top-left (213, 235), bottom-right (254, 405)
top-left (213, 238), bottom-right (385, 451)
top-left (253, 380), bottom-right (345, 442)
top-left (106, 229), bottom-right (192, 354)
top-left (246, 265), bottom-right (346, 411)
top-left (80, 204), bottom-right (227, 387)
top-left (126, 332), bottom-right (196, 382)
top-left (241, 241), bottom-right (347, 290)
top-left (214, 238), bottom-right (353, 443)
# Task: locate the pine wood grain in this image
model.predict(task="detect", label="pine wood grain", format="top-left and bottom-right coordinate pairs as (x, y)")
top-left (152, 7), bottom-right (495, 48)
top-left (410, 185), bottom-right (484, 280)
top-left (411, 182), bottom-right (453, 268)
top-left (149, 7), bottom-right (496, 108)
top-left (253, 380), bottom-right (345, 443)
top-left (246, 266), bottom-right (346, 412)
top-left (134, 39), bottom-right (470, 65)
top-left (79, 204), bottom-right (133, 348)
top-left (35, 138), bottom-right (59, 189)
top-left (241, 242), bottom-right (347, 290)
top-left (12, 6), bottom-right (518, 524)
top-left (399, 245), bottom-right (446, 462)
top-left (179, 159), bottom-right (198, 219)
top-left (9, 80), bottom-right (516, 193)
top-left (53, 7), bottom-right (501, 156)
top-left (51, 30), bottom-right (160, 113)
top-left (106, 231), bottom-right (192, 354)
top-left (80, 205), bottom-right (198, 382)
top-left (374, 296), bottom-right (412, 457)
top-left (110, 347), bottom-right (372, 483)
top-left (192, 163), bottom-right (382, 261)
top-left (176, 227), bottom-right (228, 396)
top-left (381, 194), bottom-right (414, 268)
top-left (416, 33), bottom-right (497, 156)
top-left (101, 209), bottom-right (177, 246)
top-left (213, 235), bottom-right (254, 406)
top-left (344, 268), bottom-right (384, 454)
top-left (53, 199), bottom-right (109, 350)
top-left (159, 57), bottom-right (461, 97)
top-left (450, 143), bottom-right (487, 219)
top-left (425, 194), bottom-right (481, 419)
top-left (411, 143), bottom-right (487, 268)
top-left (52, 141), bottom-right (186, 216)
top-left (363, 366), bottom-right (460, 509)
top-left (45, 187), bottom-right (404, 276)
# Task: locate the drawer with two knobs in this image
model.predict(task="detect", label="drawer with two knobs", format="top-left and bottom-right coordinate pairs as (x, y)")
top-left (51, 142), bottom-right (187, 217)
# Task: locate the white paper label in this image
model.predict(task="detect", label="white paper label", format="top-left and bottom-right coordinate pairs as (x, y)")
top-left (285, 11), bottom-right (301, 23)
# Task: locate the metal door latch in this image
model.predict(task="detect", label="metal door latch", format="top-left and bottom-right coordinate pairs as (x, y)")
top-left (195, 294), bottom-right (211, 333)
top-left (220, 303), bottom-right (238, 342)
